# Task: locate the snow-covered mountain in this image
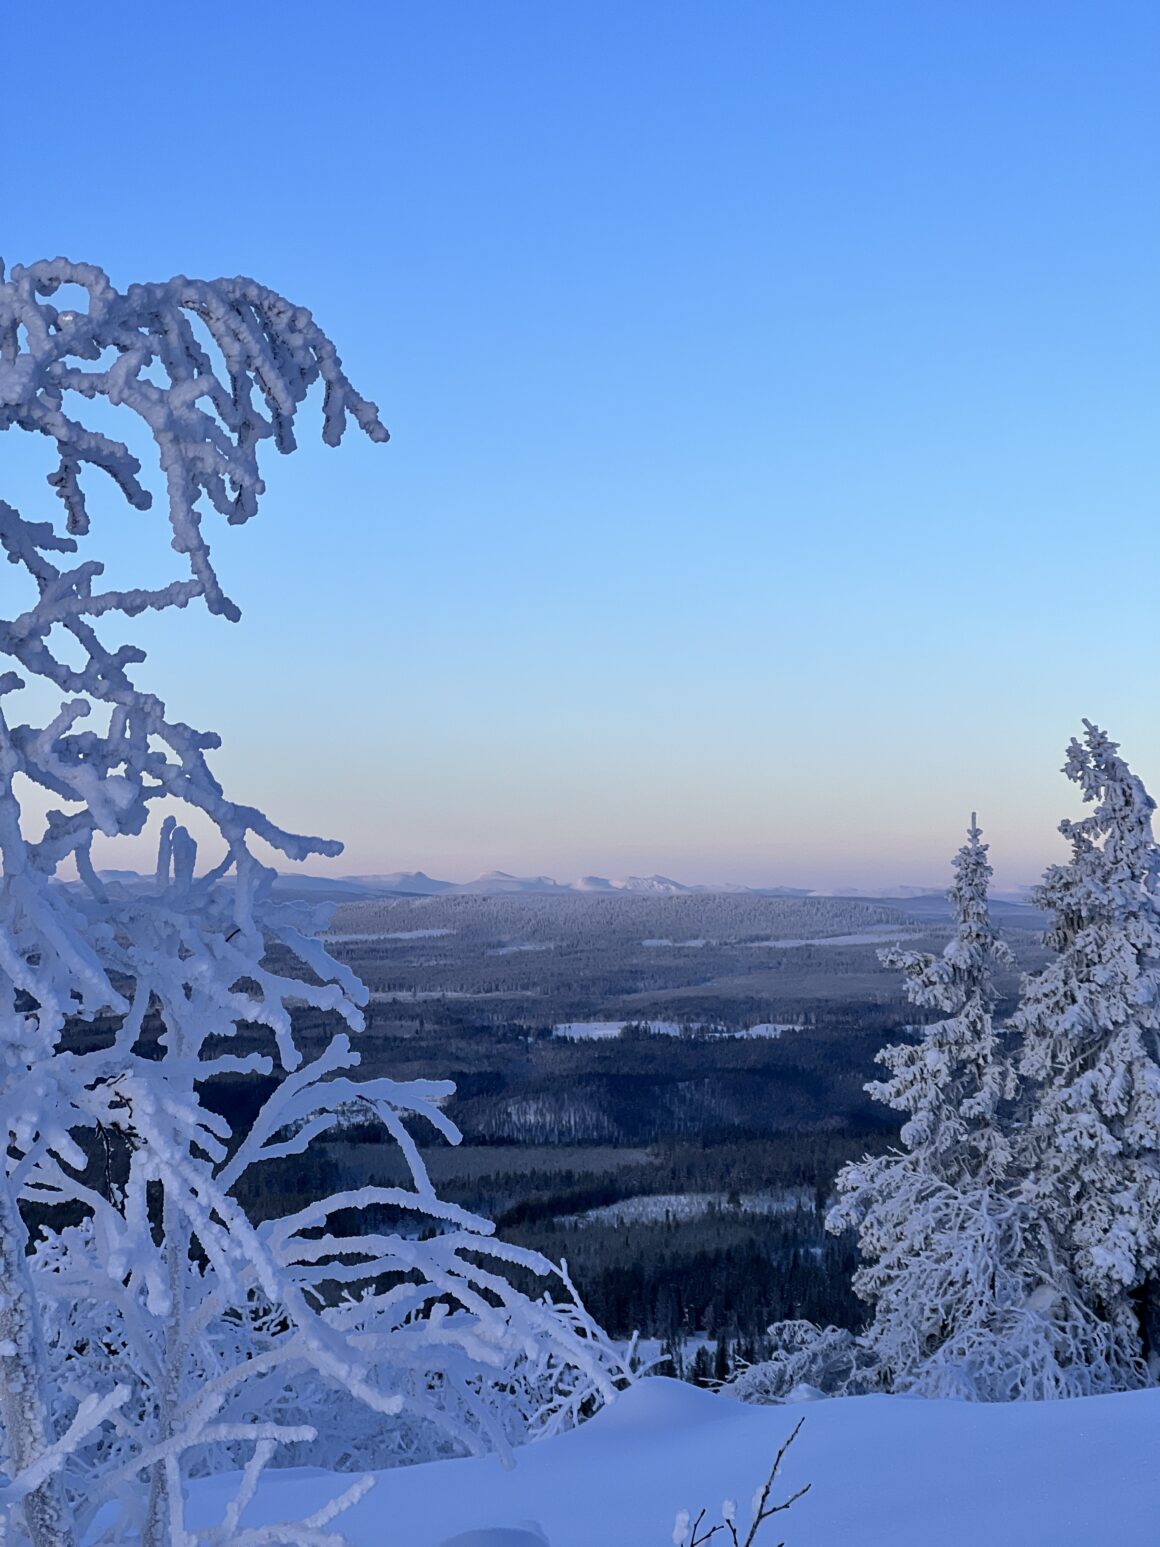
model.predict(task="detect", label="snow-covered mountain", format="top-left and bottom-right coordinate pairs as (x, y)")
top-left (455, 871), bottom-right (573, 894)
top-left (574, 874), bottom-right (690, 894)
top-left (449, 872), bottom-right (700, 895)
top-left (346, 871), bottom-right (455, 894)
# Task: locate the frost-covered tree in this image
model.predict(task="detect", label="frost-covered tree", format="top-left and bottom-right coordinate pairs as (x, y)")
top-left (1012, 721), bottom-right (1160, 1373)
top-left (825, 819), bottom-right (1016, 1385)
top-left (728, 1321), bottom-right (876, 1404)
top-left (868, 815), bottom-right (1016, 1187)
top-left (0, 259), bottom-right (623, 1547)
top-left (820, 817), bottom-right (1126, 1398)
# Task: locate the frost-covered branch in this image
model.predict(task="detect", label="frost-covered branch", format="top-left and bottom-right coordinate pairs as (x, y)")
top-left (0, 259), bottom-right (625, 1547)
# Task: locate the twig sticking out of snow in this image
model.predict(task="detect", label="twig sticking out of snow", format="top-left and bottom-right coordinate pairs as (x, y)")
top-left (672, 1418), bottom-right (810, 1547)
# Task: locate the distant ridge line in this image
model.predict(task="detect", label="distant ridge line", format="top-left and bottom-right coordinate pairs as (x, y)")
top-left (87, 867), bottom-right (1036, 905)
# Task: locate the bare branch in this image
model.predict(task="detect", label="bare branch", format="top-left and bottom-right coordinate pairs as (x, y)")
top-left (674, 1421), bottom-right (809, 1547)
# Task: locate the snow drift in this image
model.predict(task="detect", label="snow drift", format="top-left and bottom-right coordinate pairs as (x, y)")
top-left (187, 1377), bottom-right (1160, 1547)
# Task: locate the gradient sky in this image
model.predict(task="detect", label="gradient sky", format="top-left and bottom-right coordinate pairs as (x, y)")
top-left (3, 1), bottom-right (1158, 889)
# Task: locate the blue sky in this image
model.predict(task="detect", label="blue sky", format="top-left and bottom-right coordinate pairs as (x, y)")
top-left (3, 2), bottom-right (1158, 888)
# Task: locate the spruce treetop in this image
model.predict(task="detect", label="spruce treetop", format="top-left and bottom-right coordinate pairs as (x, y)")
top-left (868, 816), bottom-right (1014, 1184)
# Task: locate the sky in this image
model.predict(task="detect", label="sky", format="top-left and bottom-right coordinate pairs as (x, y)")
top-left (2, 1), bottom-right (1157, 890)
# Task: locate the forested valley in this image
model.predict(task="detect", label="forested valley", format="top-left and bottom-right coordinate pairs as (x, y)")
top-left (204, 890), bottom-right (1048, 1379)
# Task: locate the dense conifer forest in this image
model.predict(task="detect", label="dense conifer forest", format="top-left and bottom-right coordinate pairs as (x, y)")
top-left (198, 890), bottom-right (1051, 1370)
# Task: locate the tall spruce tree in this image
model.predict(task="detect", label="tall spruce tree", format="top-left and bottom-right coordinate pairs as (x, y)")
top-left (1013, 722), bottom-right (1160, 1372)
top-left (826, 816), bottom-right (1141, 1398)
top-left (871, 815), bottom-right (1016, 1186)
top-left (827, 818), bottom-right (1022, 1393)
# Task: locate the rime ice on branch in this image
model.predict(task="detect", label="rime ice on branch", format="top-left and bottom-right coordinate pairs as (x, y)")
top-left (1013, 722), bottom-right (1160, 1369)
top-left (0, 260), bottom-right (623, 1547)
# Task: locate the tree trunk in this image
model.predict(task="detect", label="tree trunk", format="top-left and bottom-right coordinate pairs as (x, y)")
top-left (1130, 1278), bottom-right (1160, 1378)
top-left (141, 1202), bottom-right (186, 1547)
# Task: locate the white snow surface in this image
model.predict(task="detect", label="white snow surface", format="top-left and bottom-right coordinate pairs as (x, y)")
top-left (551, 1022), bottom-right (628, 1040)
top-left (745, 928), bottom-right (924, 948)
top-left (187, 1377), bottom-right (1160, 1547)
top-left (725, 1022), bottom-right (793, 1039)
top-left (561, 1189), bottom-right (812, 1227)
top-left (641, 937), bottom-right (708, 948)
top-left (552, 1021), bottom-right (683, 1040)
top-left (552, 1021), bottom-right (792, 1041)
top-left (325, 928), bottom-right (453, 942)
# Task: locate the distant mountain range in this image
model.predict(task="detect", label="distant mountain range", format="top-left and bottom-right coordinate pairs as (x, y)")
top-left (89, 866), bottom-right (1035, 906)
top-left (287, 870), bottom-right (1035, 905)
top-left (342, 869), bottom-right (812, 898)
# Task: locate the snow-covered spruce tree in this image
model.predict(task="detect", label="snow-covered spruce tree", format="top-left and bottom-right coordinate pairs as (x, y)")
top-left (0, 259), bottom-right (623, 1547)
top-left (817, 812), bottom-right (1146, 1399)
top-left (1012, 721), bottom-right (1160, 1376)
top-left (728, 1320), bottom-right (875, 1404)
top-left (862, 815), bottom-right (1016, 1189)
top-left (732, 822), bottom-right (1016, 1401)
top-left (819, 817), bottom-right (1114, 1399)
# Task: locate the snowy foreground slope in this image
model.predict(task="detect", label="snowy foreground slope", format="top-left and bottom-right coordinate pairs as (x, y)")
top-left (189, 1378), bottom-right (1160, 1547)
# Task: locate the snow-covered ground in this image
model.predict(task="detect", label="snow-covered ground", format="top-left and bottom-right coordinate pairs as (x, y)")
top-left (552, 1020), bottom-right (684, 1039)
top-left (744, 927), bottom-right (924, 948)
top-left (551, 1021), bottom-right (794, 1040)
top-left (188, 1378), bottom-right (1160, 1547)
top-left (561, 1188), bottom-right (812, 1226)
top-left (722, 1022), bottom-right (794, 1039)
top-left (324, 928), bottom-right (454, 941)
top-left (372, 989), bottom-right (538, 1001)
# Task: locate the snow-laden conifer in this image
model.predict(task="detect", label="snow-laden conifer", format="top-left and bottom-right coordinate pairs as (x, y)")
top-left (826, 817), bottom-right (1014, 1319)
top-left (820, 818), bottom-right (1128, 1398)
top-left (867, 815), bottom-right (1015, 1187)
top-left (0, 259), bottom-right (624, 1547)
top-left (1012, 721), bottom-right (1160, 1370)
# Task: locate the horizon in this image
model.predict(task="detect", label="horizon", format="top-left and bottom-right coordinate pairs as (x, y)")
top-left (91, 856), bottom-right (1041, 899)
top-left (315, 861), bottom-right (1036, 895)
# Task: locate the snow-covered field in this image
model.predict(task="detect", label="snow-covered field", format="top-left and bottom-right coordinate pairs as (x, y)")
top-left (372, 988), bottom-right (538, 1001)
top-left (189, 1378), bottom-right (1160, 1547)
top-left (744, 927), bottom-right (924, 948)
top-left (324, 928), bottom-right (454, 942)
top-left (552, 1020), bottom-right (683, 1039)
top-left (724, 1022), bottom-right (794, 1038)
top-left (551, 1021), bottom-right (793, 1040)
top-left (641, 937), bottom-right (709, 947)
top-left (561, 1188), bottom-right (812, 1226)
